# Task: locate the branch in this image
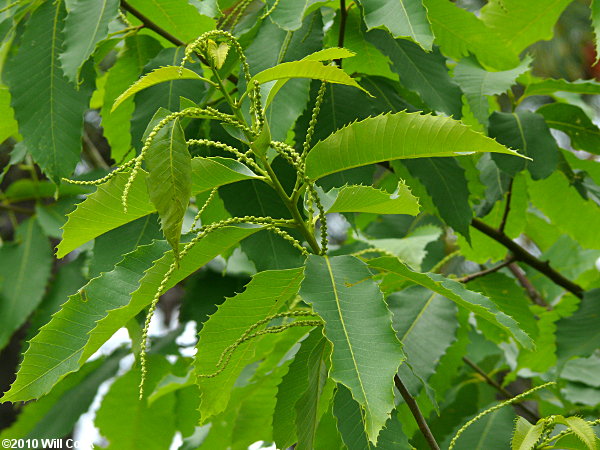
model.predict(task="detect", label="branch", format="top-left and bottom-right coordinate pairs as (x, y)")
top-left (462, 357), bottom-right (539, 423)
top-left (394, 375), bottom-right (440, 450)
top-left (120, 1), bottom-right (239, 85)
top-left (456, 256), bottom-right (516, 283)
top-left (335, 0), bottom-right (348, 67)
top-left (0, 203), bottom-right (34, 215)
top-left (471, 218), bottom-right (584, 298)
top-left (498, 178), bottom-right (513, 233)
top-left (507, 263), bottom-right (550, 309)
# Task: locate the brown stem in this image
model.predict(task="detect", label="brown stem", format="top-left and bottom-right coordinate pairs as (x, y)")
top-left (457, 256), bottom-right (516, 283)
top-left (394, 375), bottom-right (440, 450)
top-left (120, 0), bottom-right (238, 84)
top-left (0, 203), bottom-right (34, 215)
top-left (508, 263), bottom-right (550, 309)
top-left (498, 178), bottom-right (513, 233)
top-left (471, 218), bottom-right (584, 298)
top-left (462, 357), bottom-right (540, 423)
top-left (335, 0), bottom-right (347, 67)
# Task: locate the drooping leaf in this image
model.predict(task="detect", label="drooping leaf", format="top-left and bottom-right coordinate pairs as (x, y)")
top-left (295, 332), bottom-right (331, 450)
top-left (556, 289), bottom-right (600, 362)
top-left (421, 0), bottom-right (518, 70)
top-left (95, 357), bottom-right (177, 450)
top-left (527, 171), bottom-right (600, 250)
top-left (400, 157), bottom-right (472, 240)
top-left (479, 0), bottom-right (573, 55)
top-left (304, 111), bottom-right (526, 181)
top-left (57, 156), bottom-right (259, 257)
top-left (0, 218), bottom-right (52, 350)
top-left (250, 60), bottom-right (369, 95)
top-left (4, 0), bottom-right (93, 183)
top-left (489, 111), bottom-right (559, 180)
top-left (59, 0), bottom-right (119, 82)
top-left (112, 66), bottom-right (207, 112)
top-left (0, 352), bottom-right (121, 439)
top-left (333, 385), bottom-right (412, 449)
top-left (388, 286), bottom-right (458, 396)
top-left (126, 0), bottom-right (214, 43)
top-left (300, 255), bottom-right (404, 443)
top-left (195, 267), bottom-right (305, 422)
top-left (368, 257), bottom-right (534, 349)
top-left (2, 226), bottom-right (259, 402)
top-left (537, 102), bottom-right (600, 155)
top-left (358, 0), bottom-right (433, 51)
top-left (454, 56), bottom-right (531, 128)
top-left (368, 29), bottom-right (462, 118)
top-left (323, 181), bottom-right (419, 215)
top-left (145, 117), bottom-right (191, 258)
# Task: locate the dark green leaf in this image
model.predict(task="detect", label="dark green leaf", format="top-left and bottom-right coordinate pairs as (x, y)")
top-left (557, 289), bottom-right (600, 363)
top-left (537, 103), bottom-right (600, 155)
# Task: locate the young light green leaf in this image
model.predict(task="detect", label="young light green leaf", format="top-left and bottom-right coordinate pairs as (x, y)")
top-left (554, 416), bottom-right (598, 450)
top-left (112, 66), bottom-right (207, 112)
top-left (300, 255), bottom-right (404, 444)
top-left (145, 117), bottom-right (191, 259)
top-left (59, 0), bottom-right (119, 82)
top-left (592, 0), bottom-right (600, 65)
top-left (304, 111), bottom-right (527, 180)
top-left (195, 268), bottom-right (305, 423)
top-left (537, 103), bottom-right (600, 155)
top-left (4, 0), bottom-right (93, 183)
top-left (0, 219), bottom-right (52, 350)
top-left (207, 39), bottom-right (229, 69)
top-left (322, 181), bottom-right (419, 215)
top-left (358, 0), bottom-right (434, 51)
top-left (422, 0), bottom-right (519, 70)
top-left (368, 257), bottom-right (534, 349)
top-left (511, 417), bottom-right (543, 450)
top-left (2, 226), bottom-right (260, 403)
top-left (454, 56), bottom-right (532, 128)
top-left (0, 84), bottom-right (18, 144)
top-left (479, 0), bottom-right (573, 55)
top-left (251, 60), bottom-right (369, 96)
top-left (57, 157), bottom-right (258, 257)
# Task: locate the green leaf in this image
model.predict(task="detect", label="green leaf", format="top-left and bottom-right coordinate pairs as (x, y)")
top-left (295, 332), bottom-right (330, 450)
top-left (95, 357), bottom-right (176, 449)
top-left (57, 156), bottom-right (258, 257)
top-left (368, 257), bottom-right (534, 349)
top-left (251, 60), bottom-right (369, 96)
top-left (112, 66), bottom-right (207, 112)
top-left (358, 0), bottom-right (434, 51)
top-left (0, 218), bottom-right (52, 350)
top-left (300, 255), bottom-right (404, 444)
top-left (0, 84), bottom-right (18, 143)
top-left (400, 157), bottom-right (472, 240)
top-left (388, 286), bottom-right (458, 395)
top-left (479, 0), bottom-right (573, 55)
top-left (59, 0), bottom-right (119, 82)
top-left (195, 267), bottom-right (305, 422)
top-left (454, 56), bottom-right (531, 128)
top-left (323, 181), bottom-right (419, 215)
top-left (511, 416), bottom-right (542, 450)
top-left (368, 30), bottom-right (461, 118)
top-left (0, 353), bottom-right (121, 439)
top-left (207, 39), bottom-right (229, 69)
top-left (273, 330), bottom-right (326, 449)
top-left (489, 111), bottom-right (559, 180)
top-left (527, 171), bottom-right (600, 250)
top-left (145, 117), bottom-right (191, 259)
top-left (554, 416), bottom-right (598, 450)
top-left (4, 0), bottom-right (93, 183)
top-left (557, 289), bottom-right (600, 362)
top-left (333, 385), bottom-right (412, 449)
top-left (2, 226), bottom-right (259, 402)
top-left (444, 406), bottom-right (515, 450)
top-left (522, 78), bottom-right (600, 98)
top-left (100, 35), bottom-right (162, 163)
top-left (265, 0), bottom-right (320, 31)
top-left (421, 0), bottom-right (519, 70)
top-left (304, 111), bottom-right (525, 180)
top-left (126, 0), bottom-right (214, 43)
top-left (537, 103), bottom-right (600, 155)
top-left (593, 0), bottom-right (600, 66)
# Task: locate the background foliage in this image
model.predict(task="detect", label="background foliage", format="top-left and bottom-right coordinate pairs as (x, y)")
top-left (1, 0), bottom-right (600, 449)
